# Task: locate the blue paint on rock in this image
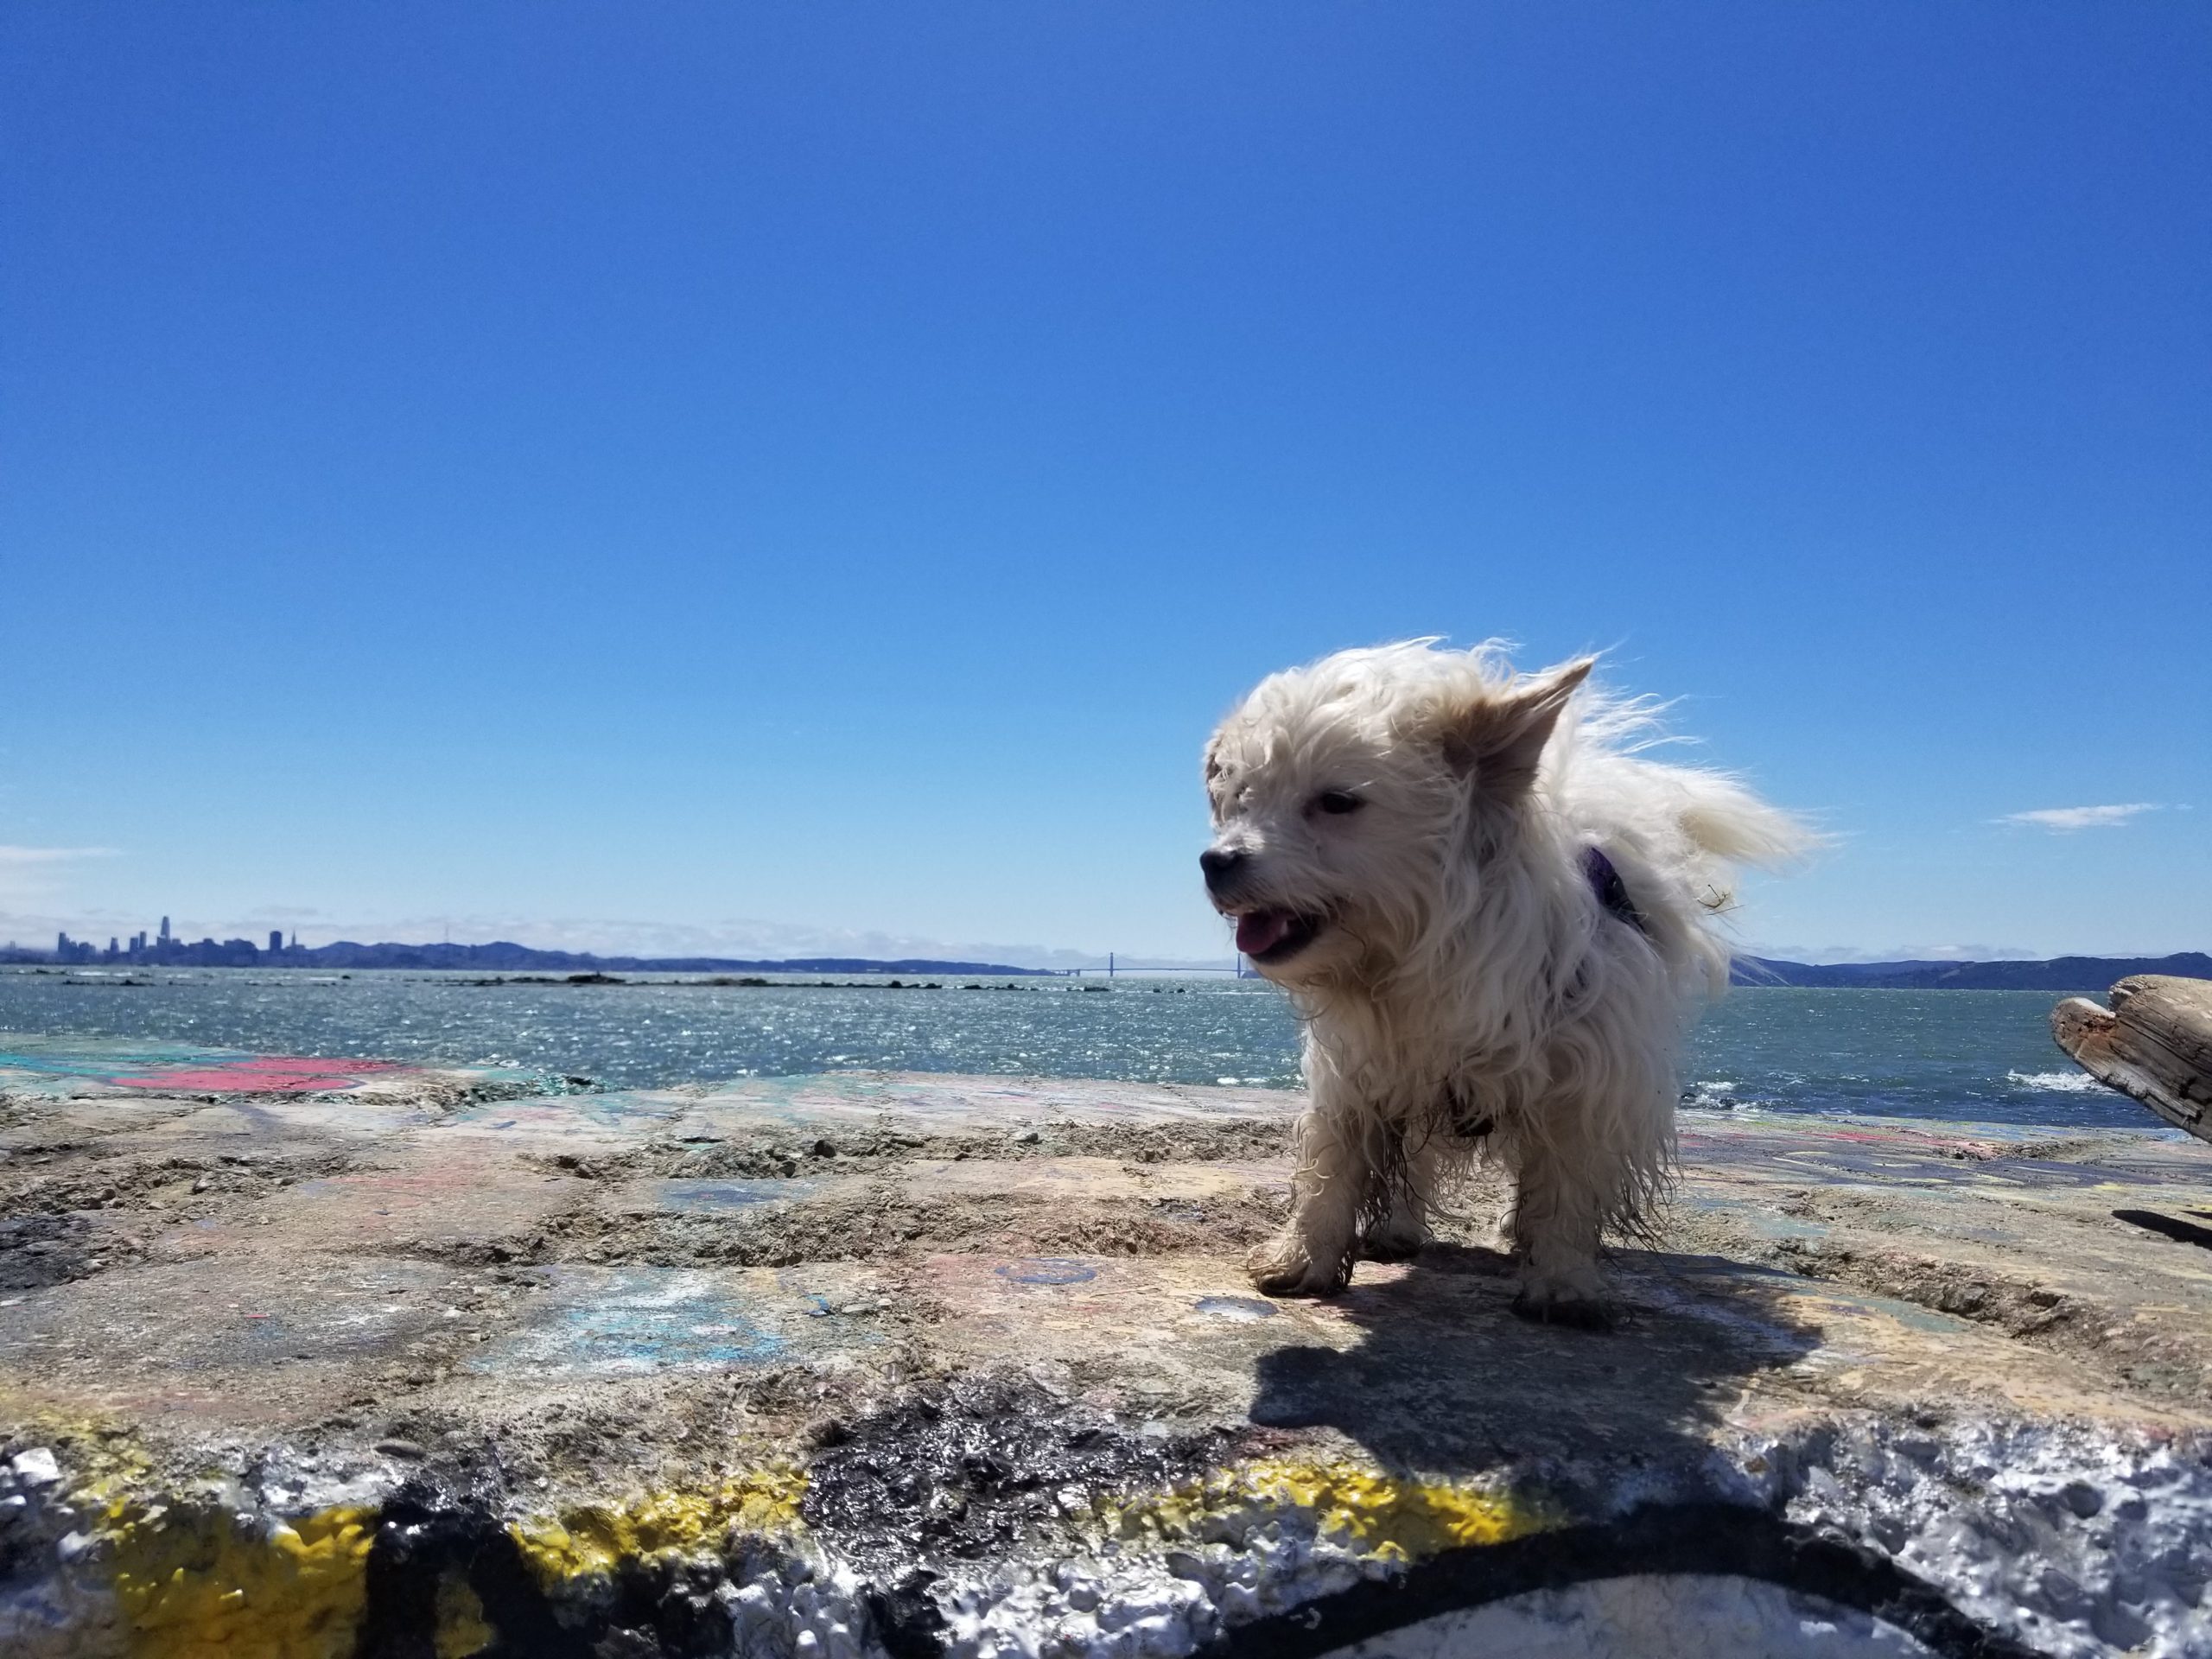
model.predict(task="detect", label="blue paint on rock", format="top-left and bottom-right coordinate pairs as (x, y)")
top-left (657, 1179), bottom-right (817, 1212)
top-left (474, 1268), bottom-right (796, 1375)
top-left (995, 1258), bottom-right (1098, 1286)
top-left (1193, 1295), bottom-right (1278, 1321)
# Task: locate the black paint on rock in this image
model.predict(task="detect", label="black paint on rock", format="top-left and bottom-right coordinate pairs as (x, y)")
top-left (0, 1213), bottom-right (99, 1291)
top-left (353, 1484), bottom-right (818, 1659)
top-left (1198, 1502), bottom-right (2040, 1659)
top-left (865, 1569), bottom-right (952, 1659)
top-left (801, 1376), bottom-right (1230, 1573)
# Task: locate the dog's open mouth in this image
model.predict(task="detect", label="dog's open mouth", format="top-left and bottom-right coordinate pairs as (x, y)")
top-left (1233, 909), bottom-right (1325, 964)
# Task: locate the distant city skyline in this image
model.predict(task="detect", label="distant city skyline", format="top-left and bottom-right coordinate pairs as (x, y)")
top-left (0, 899), bottom-right (2081, 974)
top-left (10, 904), bottom-right (1226, 974)
top-left (40, 913), bottom-right (302, 969)
top-left (4, 7), bottom-right (2206, 963)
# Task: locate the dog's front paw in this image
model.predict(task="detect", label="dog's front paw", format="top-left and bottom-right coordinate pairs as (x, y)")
top-left (1509, 1285), bottom-right (1617, 1331)
top-left (1246, 1233), bottom-right (1351, 1297)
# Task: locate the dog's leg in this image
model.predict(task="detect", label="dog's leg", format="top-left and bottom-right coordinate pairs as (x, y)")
top-left (1248, 1103), bottom-right (1366, 1296)
top-left (1358, 1132), bottom-right (1433, 1262)
top-left (1503, 1135), bottom-right (1613, 1330)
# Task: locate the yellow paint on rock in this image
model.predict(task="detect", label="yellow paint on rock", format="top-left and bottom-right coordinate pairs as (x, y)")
top-left (510, 1466), bottom-right (808, 1586)
top-left (1107, 1458), bottom-right (1556, 1562)
top-left (0, 1402), bottom-right (156, 1508)
top-left (107, 1503), bottom-right (374, 1659)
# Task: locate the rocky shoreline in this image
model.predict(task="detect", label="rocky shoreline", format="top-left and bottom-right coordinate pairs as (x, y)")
top-left (2, 1039), bottom-right (2207, 1656)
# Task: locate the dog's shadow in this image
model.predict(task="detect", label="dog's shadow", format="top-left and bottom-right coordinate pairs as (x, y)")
top-left (1247, 1243), bottom-right (1818, 1479)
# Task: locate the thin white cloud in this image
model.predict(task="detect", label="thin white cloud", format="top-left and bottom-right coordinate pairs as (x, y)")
top-left (1999, 804), bottom-right (2160, 832)
top-left (0, 846), bottom-right (120, 905)
top-left (0, 846), bottom-right (119, 865)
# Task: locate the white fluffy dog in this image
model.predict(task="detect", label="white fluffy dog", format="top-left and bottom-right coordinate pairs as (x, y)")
top-left (1202, 640), bottom-right (1807, 1325)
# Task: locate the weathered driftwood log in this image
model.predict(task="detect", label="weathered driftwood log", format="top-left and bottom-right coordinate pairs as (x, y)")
top-left (2052, 975), bottom-right (2212, 1143)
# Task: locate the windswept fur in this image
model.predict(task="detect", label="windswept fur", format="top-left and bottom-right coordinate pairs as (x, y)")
top-left (1201, 639), bottom-right (1808, 1324)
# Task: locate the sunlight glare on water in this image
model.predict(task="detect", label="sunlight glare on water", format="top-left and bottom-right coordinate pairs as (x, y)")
top-left (0, 969), bottom-right (2152, 1129)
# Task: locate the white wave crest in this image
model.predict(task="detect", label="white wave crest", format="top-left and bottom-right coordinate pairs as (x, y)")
top-left (2006, 1069), bottom-right (2111, 1095)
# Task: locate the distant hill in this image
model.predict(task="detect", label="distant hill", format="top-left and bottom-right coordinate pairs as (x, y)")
top-left (294, 942), bottom-right (1055, 976)
top-left (11, 935), bottom-right (1052, 976)
top-left (1732, 952), bottom-right (2212, 991)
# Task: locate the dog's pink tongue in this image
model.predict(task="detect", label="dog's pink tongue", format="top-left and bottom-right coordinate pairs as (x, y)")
top-left (1236, 912), bottom-right (1291, 956)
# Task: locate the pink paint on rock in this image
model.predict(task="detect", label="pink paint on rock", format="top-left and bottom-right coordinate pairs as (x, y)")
top-left (114, 1056), bottom-right (410, 1092)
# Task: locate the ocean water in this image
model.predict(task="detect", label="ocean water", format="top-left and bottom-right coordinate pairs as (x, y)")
top-left (0, 968), bottom-right (2146, 1129)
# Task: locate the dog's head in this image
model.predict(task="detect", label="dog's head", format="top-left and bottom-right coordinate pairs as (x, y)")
top-left (1201, 641), bottom-right (1591, 983)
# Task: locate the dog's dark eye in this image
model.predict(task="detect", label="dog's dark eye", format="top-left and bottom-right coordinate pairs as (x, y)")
top-left (1314, 790), bottom-right (1363, 816)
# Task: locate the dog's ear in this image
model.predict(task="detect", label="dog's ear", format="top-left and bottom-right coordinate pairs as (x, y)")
top-left (1437, 658), bottom-right (1592, 794)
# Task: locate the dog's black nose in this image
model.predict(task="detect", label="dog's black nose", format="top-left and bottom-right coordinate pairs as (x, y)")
top-left (1199, 848), bottom-right (1246, 889)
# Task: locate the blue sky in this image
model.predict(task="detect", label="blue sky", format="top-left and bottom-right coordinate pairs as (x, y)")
top-left (3, 3), bottom-right (2206, 966)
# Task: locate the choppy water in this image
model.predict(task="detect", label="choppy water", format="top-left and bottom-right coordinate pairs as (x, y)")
top-left (0, 968), bottom-right (2145, 1129)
